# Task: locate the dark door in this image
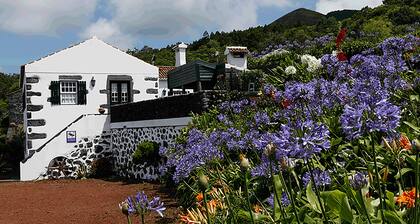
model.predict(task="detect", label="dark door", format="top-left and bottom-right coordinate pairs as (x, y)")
top-left (110, 81), bottom-right (131, 105)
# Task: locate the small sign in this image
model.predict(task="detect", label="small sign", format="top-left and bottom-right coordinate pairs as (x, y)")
top-left (66, 131), bottom-right (76, 143)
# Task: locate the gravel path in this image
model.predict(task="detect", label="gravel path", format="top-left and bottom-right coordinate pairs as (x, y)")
top-left (0, 179), bottom-right (178, 224)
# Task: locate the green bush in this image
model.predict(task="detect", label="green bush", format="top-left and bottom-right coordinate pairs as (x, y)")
top-left (89, 158), bottom-right (113, 178)
top-left (132, 141), bottom-right (160, 166)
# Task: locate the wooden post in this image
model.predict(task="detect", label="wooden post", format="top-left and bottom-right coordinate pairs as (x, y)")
top-left (197, 81), bottom-right (202, 92)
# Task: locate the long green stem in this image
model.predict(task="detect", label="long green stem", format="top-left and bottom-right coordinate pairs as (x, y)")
top-left (243, 171), bottom-right (255, 224)
top-left (126, 215), bottom-right (131, 224)
top-left (216, 168), bottom-right (238, 224)
top-left (308, 162), bottom-right (328, 223)
top-left (141, 212), bottom-right (144, 224)
top-left (279, 170), bottom-right (301, 224)
top-left (270, 160), bottom-right (286, 221)
top-left (203, 189), bottom-right (212, 224)
top-left (359, 189), bottom-right (372, 224)
top-left (370, 135), bottom-right (385, 219)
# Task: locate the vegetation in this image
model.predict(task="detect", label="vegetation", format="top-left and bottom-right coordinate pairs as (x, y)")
top-left (128, 1), bottom-right (419, 67)
top-left (132, 141), bottom-right (160, 166)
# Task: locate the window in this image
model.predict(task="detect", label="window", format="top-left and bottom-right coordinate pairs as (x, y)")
top-left (50, 81), bottom-right (87, 105)
top-left (121, 83), bottom-right (128, 103)
top-left (232, 53), bottom-right (245, 58)
top-left (60, 81), bottom-right (77, 105)
top-left (111, 83), bottom-right (118, 103)
top-left (110, 81), bottom-right (131, 105)
top-left (248, 82), bottom-right (255, 92)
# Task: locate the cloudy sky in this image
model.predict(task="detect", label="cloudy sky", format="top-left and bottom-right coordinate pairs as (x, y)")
top-left (0, 0), bottom-right (382, 73)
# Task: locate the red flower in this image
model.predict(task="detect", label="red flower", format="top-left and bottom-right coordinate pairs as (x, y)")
top-left (337, 52), bottom-right (348, 61)
top-left (336, 28), bottom-right (347, 49)
top-left (281, 99), bottom-right (292, 109)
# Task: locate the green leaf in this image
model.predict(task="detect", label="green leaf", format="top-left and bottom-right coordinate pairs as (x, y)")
top-left (320, 190), bottom-right (354, 223)
top-left (394, 168), bottom-right (413, 179)
top-left (383, 210), bottom-right (406, 224)
top-left (273, 174), bottom-right (283, 220)
top-left (403, 121), bottom-right (420, 133)
top-left (306, 181), bottom-right (321, 213)
top-left (409, 94), bottom-right (419, 102)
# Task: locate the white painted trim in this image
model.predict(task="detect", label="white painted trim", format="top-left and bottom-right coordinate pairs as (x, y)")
top-left (110, 117), bottom-right (192, 129)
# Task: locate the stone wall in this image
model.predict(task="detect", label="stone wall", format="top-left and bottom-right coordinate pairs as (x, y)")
top-left (111, 125), bottom-right (184, 180)
top-left (40, 131), bottom-right (112, 179)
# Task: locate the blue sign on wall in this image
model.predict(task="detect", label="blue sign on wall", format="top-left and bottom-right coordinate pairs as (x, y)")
top-left (66, 131), bottom-right (76, 143)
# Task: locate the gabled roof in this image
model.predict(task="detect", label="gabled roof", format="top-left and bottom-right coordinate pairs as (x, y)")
top-left (224, 46), bottom-right (249, 55)
top-left (24, 36), bottom-right (158, 75)
top-left (158, 66), bottom-right (176, 80)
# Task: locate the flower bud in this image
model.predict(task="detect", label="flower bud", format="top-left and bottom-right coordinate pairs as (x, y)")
top-left (264, 143), bottom-right (276, 159)
top-left (119, 201), bottom-right (129, 216)
top-left (240, 156), bottom-right (251, 171)
top-left (198, 174), bottom-right (209, 191)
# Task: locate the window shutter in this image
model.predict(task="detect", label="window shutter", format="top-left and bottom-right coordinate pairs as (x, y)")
top-left (77, 81), bottom-right (87, 105)
top-left (49, 81), bottom-right (61, 105)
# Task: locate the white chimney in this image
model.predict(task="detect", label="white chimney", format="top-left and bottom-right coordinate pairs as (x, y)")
top-left (174, 42), bottom-right (188, 67)
top-left (224, 46), bottom-right (248, 70)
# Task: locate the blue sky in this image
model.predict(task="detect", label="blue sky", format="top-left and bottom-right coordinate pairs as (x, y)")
top-left (0, 0), bottom-right (382, 74)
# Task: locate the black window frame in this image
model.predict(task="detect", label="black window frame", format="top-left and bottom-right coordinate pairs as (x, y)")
top-left (109, 80), bottom-right (131, 105)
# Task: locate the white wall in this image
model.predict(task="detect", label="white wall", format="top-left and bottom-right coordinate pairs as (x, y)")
top-left (20, 114), bottom-right (109, 181)
top-left (21, 37), bottom-right (159, 180)
top-left (226, 54), bottom-right (247, 70)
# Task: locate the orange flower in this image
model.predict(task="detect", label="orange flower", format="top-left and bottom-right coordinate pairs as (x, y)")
top-left (396, 188), bottom-right (418, 208)
top-left (399, 134), bottom-right (412, 151)
top-left (196, 193), bottom-right (204, 202)
top-left (253, 204), bottom-right (262, 214)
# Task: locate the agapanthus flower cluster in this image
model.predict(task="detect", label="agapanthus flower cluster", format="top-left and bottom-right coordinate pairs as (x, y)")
top-left (285, 65), bottom-right (297, 75)
top-left (219, 99), bottom-right (254, 113)
top-left (302, 169), bottom-right (331, 188)
top-left (301, 54), bottom-right (322, 72)
top-left (340, 99), bottom-right (401, 140)
top-left (252, 35), bottom-right (333, 58)
top-left (163, 129), bottom-right (224, 183)
top-left (349, 172), bottom-right (368, 190)
top-left (267, 192), bottom-right (291, 208)
top-left (119, 191), bottom-right (166, 218)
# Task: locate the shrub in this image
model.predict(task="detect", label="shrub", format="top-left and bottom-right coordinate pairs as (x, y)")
top-left (132, 141), bottom-right (160, 166)
top-left (89, 158), bottom-right (113, 178)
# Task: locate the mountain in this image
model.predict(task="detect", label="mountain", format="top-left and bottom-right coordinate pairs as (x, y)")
top-left (327, 10), bottom-right (359, 21)
top-left (269, 8), bottom-right (325, 27)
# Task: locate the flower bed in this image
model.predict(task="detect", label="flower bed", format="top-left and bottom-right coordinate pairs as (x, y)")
top-left (158, 33), bottom-right (420, 223)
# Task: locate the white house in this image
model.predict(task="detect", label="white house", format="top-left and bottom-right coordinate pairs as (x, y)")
top-left (20, 37), bottom-right (159, 180)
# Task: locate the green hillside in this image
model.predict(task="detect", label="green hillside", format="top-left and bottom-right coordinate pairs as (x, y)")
top-left (269, 8), bottom-right (325, 27)
top-left (129, 1), bottom-right (419, 66)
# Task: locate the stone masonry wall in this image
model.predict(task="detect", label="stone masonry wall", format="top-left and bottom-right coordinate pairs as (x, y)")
top-left (111, 126), bottom-right (183, 180)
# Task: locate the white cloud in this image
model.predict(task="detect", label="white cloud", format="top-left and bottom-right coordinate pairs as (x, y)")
top-left (0, 0), bottom-right (98, 35)
top-left (80, 18), bottom-right (136, 49)
top-left (81, 0), bottom-right (290, 49)
top-left (315, 0), bottom-right (383, 14)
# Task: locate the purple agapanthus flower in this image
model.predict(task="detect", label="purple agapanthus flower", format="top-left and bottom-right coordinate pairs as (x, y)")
top-left (302, 169), bottom-right (331, 188)
top-left (340, 99), bottom-right (401, 140)
top-left (135, 191), bottom-right (166, 217)
top-left (349, 172), bottom-right (368, 190)
top-left (267, 192), bottom-right (291, 208)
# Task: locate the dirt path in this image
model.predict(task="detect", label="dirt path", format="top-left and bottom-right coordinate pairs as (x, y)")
top-left (0, 179), bottom-right (179, 224)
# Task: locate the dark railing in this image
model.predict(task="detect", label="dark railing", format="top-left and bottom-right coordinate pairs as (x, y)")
top-left (110, 91), bottom-right (227, 123)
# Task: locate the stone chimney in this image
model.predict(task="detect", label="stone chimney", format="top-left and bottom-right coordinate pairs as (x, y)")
top-left (224, 46), bottom-right (249, 70)
top-left (174, 42), bottom-right (188, 67)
